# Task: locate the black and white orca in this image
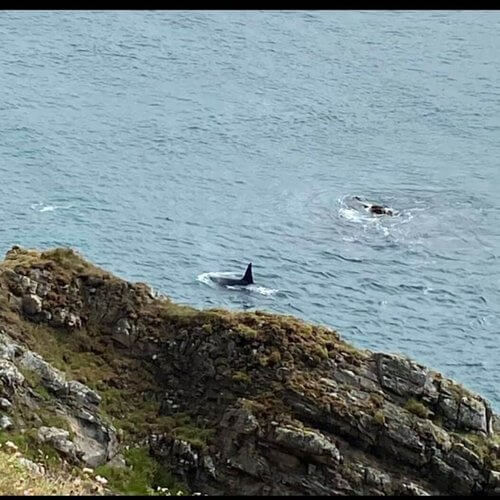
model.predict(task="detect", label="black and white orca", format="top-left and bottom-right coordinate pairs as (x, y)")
top-left (210, 263), bottom-right (254, 287)
top-left (353, 196), bottom-right (394, 216)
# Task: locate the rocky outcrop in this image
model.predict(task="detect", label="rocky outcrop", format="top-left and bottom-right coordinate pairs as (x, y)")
top-left (0, 246), bottom-right (498, 496)
top-left (0, 330), bottom-right (117, 468)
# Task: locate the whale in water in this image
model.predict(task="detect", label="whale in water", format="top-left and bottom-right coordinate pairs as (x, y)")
top-left (210, 263), bottom-right (254, 287)
top-left (353, 196), bottom-right (394, 216)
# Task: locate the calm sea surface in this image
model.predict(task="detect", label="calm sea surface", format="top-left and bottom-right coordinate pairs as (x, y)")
top-left (1, 10), bottom-right (499, 409)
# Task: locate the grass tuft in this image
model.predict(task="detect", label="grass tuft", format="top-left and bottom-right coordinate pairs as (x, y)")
top-left (404, 398), bottom-right (431, 419)
top-left (94, 447), bottom-right (188, 496)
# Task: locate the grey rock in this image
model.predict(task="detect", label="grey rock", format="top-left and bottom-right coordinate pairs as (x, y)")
top-left (20, 276), bottom-right (39, 294)
top-left (457, 396), bottom-right (490, 433)
top-left (379, 419), bottom-right (427, 467)
top-left (227, 440), bottom-right (270, 478)
top-left (66, 313), bottom-right (82, 329)
top-left (114, 317), bottom-right (132, 336)
top-left (373, 353), bottom-right (438, 401)
top-left (67, 380), bottom-right (101, 408)
top-left (385, 421), bottom-right (424, 452)
top-left (73, 406), bottom-right (98, 424)
top-left (332, 368), bottom-right (358, 386)
top-left (272, 425), bottom-right (341, 462)
top-left (17, 457), bottom-right (45, 476)
top-left (451, 442), bottom-right (482, 470)
top-left (319, 377), bottom-right (338, 390)
top-left (398, 482), bottom-right (431, 496)
top-left (220, 405), bottom-right (259, 435)
top-left (364, 466), bottom-right (391, 493)
top-left (445, 448), bottom-right (482, 485)
top-left (0, 359), bottom-right (25, 387)
top-left (0, 333), bottom-right (19, 361)
top-left (374, 353), bottom-right (438, 402)
top-left (65, 412), bottom-right (118, 467)
top-left (36, 282), bottom-right (51, 297)
top-left (37, 426), bottom-right (78, 461)
top-left (22, 294), bottom-right (43, 315)
top-left (172, 439), bottom-right (199, 469)
top-left (493, 415), bottom-right (500, 433)
top-left (430, 453), bottom-right (476, 495)
top-left (52, 308), bottom-right (68, 326)
top-left (150, 434), bottom-right (202, 476)
top-left (202, 455), bottom-right (217, 479)
top-left (415, 419), bottom-right (452, 453)
top-left (19, 351), bottom-right (67, 393)
top-left (0, 415), bottom-right (13, 430)
top-left (267, 448), bottom-right (302, 471)
top-left (438, 396), bottom-right (460, 424)
top-left (20, 275), bottom-right (32, 290)
top-left (0, 397), bottom-right (12, 410)
top-left (489, 470), bottom-right (500, 490)
top-left (72, 434), bottom-right (109, 468)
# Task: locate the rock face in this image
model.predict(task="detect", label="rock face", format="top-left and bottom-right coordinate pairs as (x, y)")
top-left (0, 330), bottom-right (118, 468)
top-left (22, 294), bottom-right (43, 315)
top-left (0, 246), bottom-right (499, 496)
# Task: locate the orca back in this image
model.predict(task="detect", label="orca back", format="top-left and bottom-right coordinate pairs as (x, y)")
top-left (242, 263), bottom-right (254, 284)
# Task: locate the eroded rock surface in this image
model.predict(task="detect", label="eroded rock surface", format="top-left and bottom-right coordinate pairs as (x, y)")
top-left (0, 330), bottom-right (117, 468)
top-left (0, 246), bottom-right (498, 495)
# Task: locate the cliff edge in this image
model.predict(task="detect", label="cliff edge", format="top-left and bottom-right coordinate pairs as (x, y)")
top-left (0, 246), bottom-right (499, 495)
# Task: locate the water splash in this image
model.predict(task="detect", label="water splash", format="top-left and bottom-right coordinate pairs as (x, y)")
top-left (197, 272), bottom-right (278, 296)
top-left (30, 202), bottom-right (72, 213)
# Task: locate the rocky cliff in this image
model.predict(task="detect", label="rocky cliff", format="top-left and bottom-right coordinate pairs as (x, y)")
top-left (0, 246), bottom-right (499, 495)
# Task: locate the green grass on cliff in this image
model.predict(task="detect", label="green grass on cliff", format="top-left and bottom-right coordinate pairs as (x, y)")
top-left (453, 430), bottom-right (500, 471)
top-left (404, 398), bottom-right (432, 419)
top-left (0, 430), bottom-right (62, 470)
top-left (0, 447), bottom-right (92, 495)
top-left (2, 246), bottom-right (104, 277)
top-left (94, 447), bottom-right (188, 496)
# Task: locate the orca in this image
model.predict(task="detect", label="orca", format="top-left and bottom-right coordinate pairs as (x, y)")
top-left (369, 205), bottom-right (394, 216)
top-left (353, 196), bottom-right (394, 216)
top-left (210, 263), bottom-right (254, 287)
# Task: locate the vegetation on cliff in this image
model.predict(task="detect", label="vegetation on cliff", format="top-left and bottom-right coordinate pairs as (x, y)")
top-left (0, 246), bottom-right (499, 495)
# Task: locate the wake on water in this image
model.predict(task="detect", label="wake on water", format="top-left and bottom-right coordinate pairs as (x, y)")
top-left (197, 271), bottom-right (279, 296)
top-left (338, 194), bottom-right (414, 239)
top-left (30, 202), bottom-right (72, 213)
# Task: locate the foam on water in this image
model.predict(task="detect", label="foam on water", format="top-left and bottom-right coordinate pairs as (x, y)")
top-left (244, 284), bottom-right (279, 296)
top-left (197, 271), bottom-right (233, 287)
top-left (30, 203), bottom-right (72, 213)
top-left (197, 272), bottom-right (278, 296)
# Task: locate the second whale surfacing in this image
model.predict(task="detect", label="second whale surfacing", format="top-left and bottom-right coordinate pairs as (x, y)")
top-left (353, 196), bottom-right (395, 216)
top-left (210, 263), bottom-right (254, 287)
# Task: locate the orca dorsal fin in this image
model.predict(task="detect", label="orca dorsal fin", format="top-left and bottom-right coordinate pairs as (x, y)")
top-left (242, 263), bottom-right (254, 284)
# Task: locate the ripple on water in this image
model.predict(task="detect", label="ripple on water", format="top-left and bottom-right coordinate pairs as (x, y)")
top-left (0, 10), bottom-right (499, 410)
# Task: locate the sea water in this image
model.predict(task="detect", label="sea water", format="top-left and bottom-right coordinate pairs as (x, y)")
top-left (1, 10), bottom-right (499, 408)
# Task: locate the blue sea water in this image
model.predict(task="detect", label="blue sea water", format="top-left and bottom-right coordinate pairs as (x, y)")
top-left (1, 10), bottom-right (499, 409)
